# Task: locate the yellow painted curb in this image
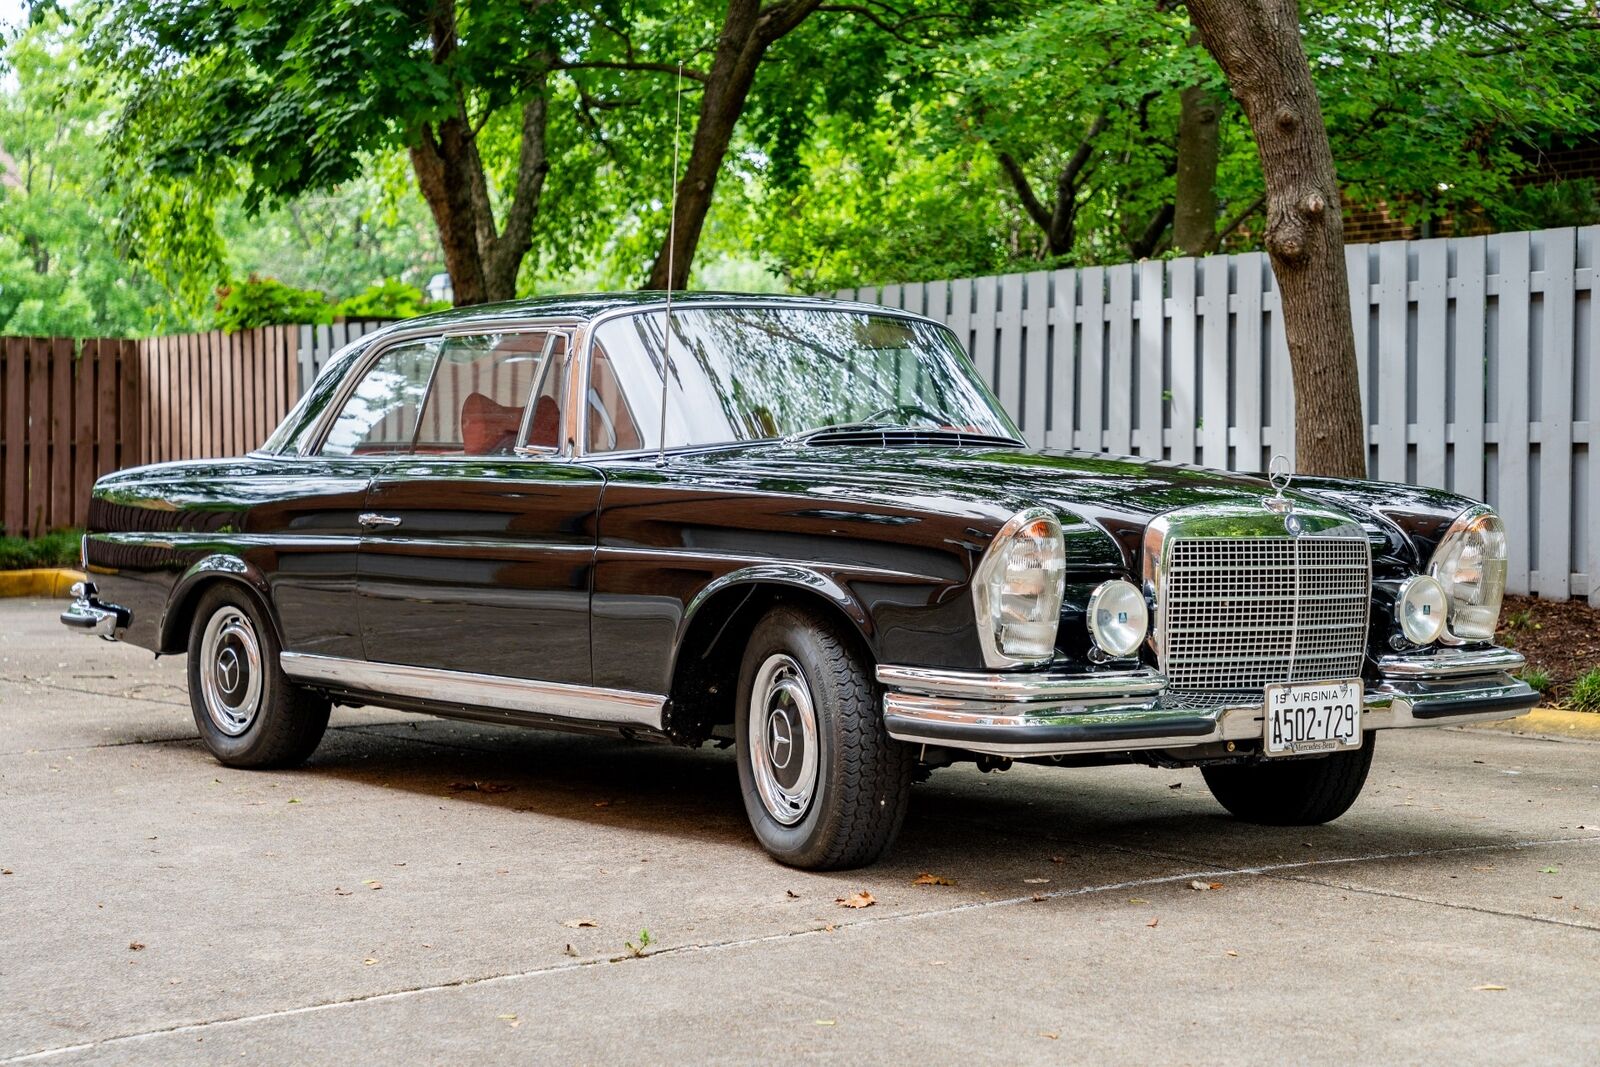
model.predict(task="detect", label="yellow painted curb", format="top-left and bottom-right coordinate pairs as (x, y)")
top-left (1467, 705), bottom-right (1600, 741)
top-left (0, 568), bottom-right (85, 599)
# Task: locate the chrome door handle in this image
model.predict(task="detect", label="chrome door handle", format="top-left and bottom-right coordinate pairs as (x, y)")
top-left (358, 513), bottom-right (403, 529)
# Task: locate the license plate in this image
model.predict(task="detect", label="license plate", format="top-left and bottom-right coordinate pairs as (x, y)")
top-left (1263, 680), bottom-right (1363, 757)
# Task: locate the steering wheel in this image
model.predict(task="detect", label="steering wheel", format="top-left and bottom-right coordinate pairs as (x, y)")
top-left (864, 402), bottom-right (944, 426)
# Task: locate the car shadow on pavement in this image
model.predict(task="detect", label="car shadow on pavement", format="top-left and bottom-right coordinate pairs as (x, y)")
top-left (279, 714), bottom-right (1526, 883)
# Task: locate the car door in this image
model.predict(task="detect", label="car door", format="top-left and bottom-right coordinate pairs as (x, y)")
top-left (267, 335), bottom-right (442, 659)
top-left (354, 328), bottom-right (604, 686)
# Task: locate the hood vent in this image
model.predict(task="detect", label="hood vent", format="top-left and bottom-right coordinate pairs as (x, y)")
top-left (801, 427), bottom-right (1025, 449)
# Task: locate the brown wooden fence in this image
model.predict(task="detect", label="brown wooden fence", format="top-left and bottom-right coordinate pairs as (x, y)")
top-left (1, 326), bottom-right (300, 537)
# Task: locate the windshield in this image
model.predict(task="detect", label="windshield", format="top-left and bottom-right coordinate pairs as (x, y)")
top-left (587, 307), bottom-right (1019, 452)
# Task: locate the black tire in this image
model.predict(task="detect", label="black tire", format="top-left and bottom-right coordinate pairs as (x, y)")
top-left (1201, 734), bottom-right (1376, 825)
top-left (186, 585), bottom-right (330, 768)
top-left (734, 604), bottom-right (914, 870)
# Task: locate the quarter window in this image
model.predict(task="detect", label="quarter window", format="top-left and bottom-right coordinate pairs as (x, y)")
top-left (319, 340), bottom-right (439, 457)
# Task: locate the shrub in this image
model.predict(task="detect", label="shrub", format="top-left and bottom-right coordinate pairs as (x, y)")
top-left (1569, 668), bottom-right (1600, 713)
top-left (1514, 668), bottom-right (1551, 694)
top-left (0, 528), bottom-right (83, 571)
top-left (214, 275), bottom-right (333, 331)
top-left (331, 280), bottom-right (449, 321)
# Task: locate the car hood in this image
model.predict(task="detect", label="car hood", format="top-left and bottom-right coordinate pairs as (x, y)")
top-left (662, 443), bottom-right (1363, 572)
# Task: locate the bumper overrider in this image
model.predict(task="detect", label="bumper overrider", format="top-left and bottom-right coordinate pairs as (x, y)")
top-left (60, 582), bottom-right (129, 641)
top-left (877, 647), bottom-right (1538, 759)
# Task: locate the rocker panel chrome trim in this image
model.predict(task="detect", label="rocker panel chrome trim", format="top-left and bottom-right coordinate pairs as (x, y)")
top-left (279, 653), bottom-right (666, 730)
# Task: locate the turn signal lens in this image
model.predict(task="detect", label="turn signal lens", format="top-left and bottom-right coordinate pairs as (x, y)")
top-left (1428, 506), bottom-right (1507, 642)
top-left (1086, 579), bottom-right (1149, 659)
top-left (973, 508), bottom-right (1065, 666)
top-left (1395, 574), bottom-right (1448, 645)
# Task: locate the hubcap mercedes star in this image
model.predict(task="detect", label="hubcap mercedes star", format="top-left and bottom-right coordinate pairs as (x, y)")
top-left (200, 608), bottom-right (263, 736)
top-left (749, 654), bottom-right (820, 825)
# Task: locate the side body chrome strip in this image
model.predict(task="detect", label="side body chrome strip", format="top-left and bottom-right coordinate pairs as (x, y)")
top-left (279, 653), bottom-right (666, 731)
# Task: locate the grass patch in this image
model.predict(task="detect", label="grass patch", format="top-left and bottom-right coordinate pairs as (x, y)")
top-left (1515, 667), bottom-right (1552, 694)
top-left (0, 529), bottom-right (82, 571)
top-left (1569, 668), bottom-right (1600, 713)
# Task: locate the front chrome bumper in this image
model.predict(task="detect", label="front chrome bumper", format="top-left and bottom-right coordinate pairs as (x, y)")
top-left (59, 582), bottom-right (128, 641)
top-left (877, 648), bottom-right (1537, 758)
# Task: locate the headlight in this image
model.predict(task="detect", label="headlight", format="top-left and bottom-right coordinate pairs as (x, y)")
top-left (1394, 574), bottom-right (1447, 645)
top-left (972, 508), bottom-right (1065, 667)
top-left (1428, 505), bottom-right (1507, 643)
top-left (1086, 579), bottom-right (1148, 659)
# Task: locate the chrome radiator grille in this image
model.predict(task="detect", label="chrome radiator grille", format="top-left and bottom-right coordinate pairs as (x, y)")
top-left (1159, 536), bottom-right (1371, 703)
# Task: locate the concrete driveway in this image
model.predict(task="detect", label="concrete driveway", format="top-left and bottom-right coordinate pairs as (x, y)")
top-left (2, 597), bottom-right (1597, 1064)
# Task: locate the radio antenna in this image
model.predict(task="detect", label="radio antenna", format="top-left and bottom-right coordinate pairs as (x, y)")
top-left (656, 60), bottom-right (685, 468)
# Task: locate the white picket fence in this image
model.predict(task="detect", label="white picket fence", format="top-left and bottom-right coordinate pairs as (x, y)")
top-left (834, 226), bottom-right (1599, 605)
top-left (294, 320), bottom-right (394, 394)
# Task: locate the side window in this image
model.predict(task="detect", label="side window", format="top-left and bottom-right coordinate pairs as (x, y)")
top-left (414, 332), bottom-right (563, 456)
top-left (319, 340), bottom-right (439, 457)
top-left (586, 343), bottom-right (645, 453)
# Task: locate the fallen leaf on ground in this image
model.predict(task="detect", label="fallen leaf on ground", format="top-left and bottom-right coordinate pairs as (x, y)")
top-left (562, 918), bottom-right (599, 928)
top-left (1039, 1032), bottom-right (1060, 1040)
top-left (1538, 866), bottom-right (1560, 874)
top-left (128, 942), bottom-right (144, 951)
top-left (912, 873), bottom-right (953, 886)
top-left (363, 958), bottom-right (378, 966)
top-left (1189, 880), bottom-right (1223, 891)
top-left (1031, 893), bottom-right (1047, 902)
top-left (815, 1020), bottom-right (836, 1026)
top-left (1024, 877), bottom-right (1050, 885)
top-left (836, 891), bottom-right (876, 909)
top-left (820, 923), bottom-right (836, 932)
top-left (448, 780), bottom-right (515, 794)
top-left (364, 880), bottom-right (383, 890)
top-left (1225, 950), bottom-right (1239, 957)
top-left (786, 889), bottom-right (800, 899)
top-left (1473, 984), bottom-right (1507, 992)
top-left (594, 800), bottom-right (611, 808)
top-left (287, 798), bottom-right (300, 804)
top-left (333, 887), bottom-right (352, 896)
top-left (1146, 917), bottom-right (1160, 928)
top-left (563, 944), bottom-right (578, 957)
top-left (1128, 897), bottom-right (1149, 905)
top-left (1168, 782), bottom-right (1182, 790)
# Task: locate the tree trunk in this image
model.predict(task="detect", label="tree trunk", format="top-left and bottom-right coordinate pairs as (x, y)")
top-left (646, 0), bottom-right (764, 291)
top-left (1173, 83), bottom-right (1220, 256)
top-left (645, 0), bottom-right (822, 290)
top-left (1184, 0), bottom-right (1366, 478)
top-left (410, 118), bottom-right (491, 307)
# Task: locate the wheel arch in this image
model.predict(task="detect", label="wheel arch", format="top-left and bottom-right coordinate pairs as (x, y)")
top-left (665, 567), bottom-right (877, 741)
top-left (160, 555), bottom-right (282, 654)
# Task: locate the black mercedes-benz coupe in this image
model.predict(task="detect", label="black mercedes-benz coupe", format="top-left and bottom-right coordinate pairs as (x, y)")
top-left (64, 294), bottom-right (1535, 868)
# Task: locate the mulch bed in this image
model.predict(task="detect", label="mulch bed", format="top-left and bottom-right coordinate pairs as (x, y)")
top-left (1497, 594), bottom-right (1600, 706)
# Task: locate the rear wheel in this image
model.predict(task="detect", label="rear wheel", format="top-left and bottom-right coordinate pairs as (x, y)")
top-left (1201, 734), bottom-right (1376, 825)
top-left (735, 604), bottom-right (914, 870)
top-left (186, 585), bottom-right (330, 768)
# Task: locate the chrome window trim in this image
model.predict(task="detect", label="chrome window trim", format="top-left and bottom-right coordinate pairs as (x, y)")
top-left (279, 652), bottom-right (665, 730)
top-left (573, 299), bottom-right (984, 460)
top-left (300, 317), bottom-right (586, 460)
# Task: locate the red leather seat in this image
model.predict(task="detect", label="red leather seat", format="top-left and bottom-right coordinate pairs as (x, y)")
top-left (460, 393), bottom-right (524, 455)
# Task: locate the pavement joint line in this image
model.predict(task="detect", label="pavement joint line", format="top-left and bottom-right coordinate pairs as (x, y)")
top-left (0, 673), bottom-right (189, 709)
top-left (5, 832), bottom-right (1598, 1064)
top-left (0, 719), bottom-right (460, 758)
top-left (1276, 874), bottom-right (1600, 932)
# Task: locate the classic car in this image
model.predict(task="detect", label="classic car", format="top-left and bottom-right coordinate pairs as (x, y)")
top-left (62, 293), bottom-right (1538, 869)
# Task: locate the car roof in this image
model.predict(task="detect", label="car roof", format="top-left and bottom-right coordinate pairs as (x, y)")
top-left (362, 291), bottom-right (912, 336)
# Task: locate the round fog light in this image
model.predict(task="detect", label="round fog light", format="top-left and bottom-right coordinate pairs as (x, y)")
top-left (1396, 574), bottom-right (1448, 645)
top-left (1087, 579), bottom-right (1149, 659)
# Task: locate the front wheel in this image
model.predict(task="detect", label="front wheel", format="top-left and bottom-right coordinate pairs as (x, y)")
top-left (735, 605), bottom-right (914, 870)
top-left (187, 585), bottom-right (331, 768)
top-left (1201, 734), bottom-right (1376, 825)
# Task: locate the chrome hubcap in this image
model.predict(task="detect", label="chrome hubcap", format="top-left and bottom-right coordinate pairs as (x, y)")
top-left (200, 607), bottom-right (263, 736)
top-left (749, 653), bottom-right (819, 825)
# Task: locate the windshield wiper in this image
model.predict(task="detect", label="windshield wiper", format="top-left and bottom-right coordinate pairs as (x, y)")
top-left (786, 421), bottom-right (898, 443)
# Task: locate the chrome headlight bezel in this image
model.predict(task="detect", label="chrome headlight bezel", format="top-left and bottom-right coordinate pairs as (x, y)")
top-left (971, 507), bottom-right (1066, 668)
top-left (1427, 504), bottom-right (1508, 644)
top-left (1086, 579), bottom-right (1149, 660)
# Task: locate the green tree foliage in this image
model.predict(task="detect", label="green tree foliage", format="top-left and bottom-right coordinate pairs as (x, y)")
top-left (0, 14), bottom-right (176, 336)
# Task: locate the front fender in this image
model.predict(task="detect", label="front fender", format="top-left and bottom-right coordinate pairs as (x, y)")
top-left (675, 564), bottom-right (875, 661)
